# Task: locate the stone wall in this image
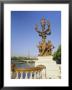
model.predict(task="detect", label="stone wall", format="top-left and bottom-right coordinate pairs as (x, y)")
top-left (35, 56), bottom-right (61, 79)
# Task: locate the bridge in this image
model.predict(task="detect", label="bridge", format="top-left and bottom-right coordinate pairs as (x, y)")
top-left (11, 65), bottom-right (46, 79)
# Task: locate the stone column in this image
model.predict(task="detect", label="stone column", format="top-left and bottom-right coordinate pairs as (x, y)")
top-left (20, 72), bottom-right (23, 79)
top-left (39, 71), bottom-right (42, 79)
top-left (16, 72), bottom-right (18, 79)
top-left (36, 72), bottom-right (37, 79)
top-left (30, 72), bottom-right (33, 79)
top-left (45, 68), bottom-right (47, 79)
top-left (42, 69), bottom-right (46, 79)
top-left (38, 71), bottom-right (40, 79)
top-left (34, 72), bottom-right (36, 79)
top-left (25, 72), bottom-right (28, 79)
top-left (36, 71), bottom-right (40, 79)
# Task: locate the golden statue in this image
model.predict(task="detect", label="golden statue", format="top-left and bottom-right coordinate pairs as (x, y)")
top-left (35, 16), bottom-right (54, 56)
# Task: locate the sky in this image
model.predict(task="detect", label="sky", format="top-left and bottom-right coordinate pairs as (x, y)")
top-left (11, 11), bottom-right (61, 57)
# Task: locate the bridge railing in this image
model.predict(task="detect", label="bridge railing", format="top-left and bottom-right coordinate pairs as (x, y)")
top-left (11, 65), bottom-right (46, 79)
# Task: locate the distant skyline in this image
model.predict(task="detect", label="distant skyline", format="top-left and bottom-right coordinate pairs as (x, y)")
top-left (11, 11), bottom-right (61, 57)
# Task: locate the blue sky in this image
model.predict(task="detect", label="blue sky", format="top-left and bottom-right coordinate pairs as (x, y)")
top-left (11, 11), bottom-right (61, 57)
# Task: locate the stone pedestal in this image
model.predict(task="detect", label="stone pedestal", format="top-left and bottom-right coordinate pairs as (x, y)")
top-left (35, 56), bottom-right (61, 79)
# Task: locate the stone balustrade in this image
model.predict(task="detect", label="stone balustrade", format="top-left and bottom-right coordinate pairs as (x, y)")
top-left (11, 65), bottom-right (46, 79)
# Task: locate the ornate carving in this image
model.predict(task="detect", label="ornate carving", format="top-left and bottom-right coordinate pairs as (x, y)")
top-left (35, 17), bottom-right (54, 56)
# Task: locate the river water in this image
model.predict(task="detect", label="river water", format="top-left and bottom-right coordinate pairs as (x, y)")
top-left (11, 60), bottom-right (35, 79)
top-left (11, 60), bottom-right (35, 68)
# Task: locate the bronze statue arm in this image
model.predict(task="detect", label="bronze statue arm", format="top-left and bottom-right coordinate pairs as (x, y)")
top-left (45, 21), bottom-right (51, 35)
top-left (35, 24), bottom-right (42, 33)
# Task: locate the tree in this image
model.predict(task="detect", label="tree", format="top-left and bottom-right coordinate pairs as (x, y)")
top-left (53, 45), bottom-right (61, 64)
